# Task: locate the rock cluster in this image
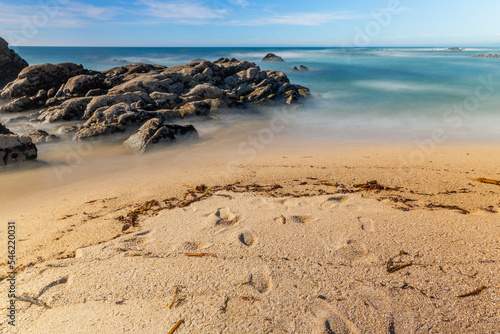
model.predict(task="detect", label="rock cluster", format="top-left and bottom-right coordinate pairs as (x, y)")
top-left (472, 54), bottom-right (500, 59)
top-left (446, 47), bottom-right (462, 51)
top-left (0, 122), bottom-right (37, 165)
top-left (293, 65), bottom-right (309, 72)
top-left (0, 58), bottom-right (310, 152)
top-left (0, 37), bottom-right (29, 89)
top-left (262, 53), bottom-right (285, 62)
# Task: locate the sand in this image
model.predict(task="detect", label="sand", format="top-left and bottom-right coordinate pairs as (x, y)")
top-left (0, 136), bottom-right (499, 333)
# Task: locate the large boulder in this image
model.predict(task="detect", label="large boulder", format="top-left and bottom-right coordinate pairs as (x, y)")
top-left (1, 62), bottom-right (86, 99)
top-left (0, 124), bottom-right (37, 165)
top-left (123, 118), bottom-right (198, 153)
top-left (0, 37), bottom-right (28, 89)
top-left (262, 53), bottom-right (285, 62)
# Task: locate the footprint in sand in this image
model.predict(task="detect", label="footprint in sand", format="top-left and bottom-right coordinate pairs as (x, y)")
top-left (274, 215), bottom-right (317, 224)
top-left (209, 207), bottom-right (240, 227)
top-left (357, 217), bottom-right (375, 232)
top-left (175, 241), bottom-right (213, 252)
top-left (320, 196), bottom-right (350, 210)
top-left (354, 284), bottom-right (415, 333)
top-left (313, 297), bottom-right (361, 334)
top-left (332, 239), bottom-right (376, 265)
top-left (238, 230), bottom-right (256, 247)
top-left (249, 266), bottom-right (272, 294)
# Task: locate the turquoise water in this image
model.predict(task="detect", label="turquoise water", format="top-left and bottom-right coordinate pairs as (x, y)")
top-left (10, 46), bottom-right (500, 142)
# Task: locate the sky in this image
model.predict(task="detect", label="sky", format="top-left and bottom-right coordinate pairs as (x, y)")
top-left (0, 0), bottom-right (499, 47)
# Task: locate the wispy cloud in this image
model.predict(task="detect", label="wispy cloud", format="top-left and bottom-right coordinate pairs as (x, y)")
top-left (0, 1), bottom-right (122, 29)
top-left (138, 0), bottom-right (228, 20)
top-left (229, 0), bottom-right (249, 8)
top-left (225, 11), bottom-right (360, 26)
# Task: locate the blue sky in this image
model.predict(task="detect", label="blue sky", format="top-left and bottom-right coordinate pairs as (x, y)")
top-left (0, 0), bottom-right (499, 46)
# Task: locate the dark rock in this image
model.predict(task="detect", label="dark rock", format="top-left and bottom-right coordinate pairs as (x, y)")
top-left (178, 101), bottom-right (211, 117)
top-left (0, 122), bottom-right (13, 134)
top-left (0, 96), bottom-right (34, 113)
top-left (299, 65), bottom-right (309, 71)
top-left (0, 133), bottom-right (37, 164)
top-left (446, 47), bottom-right (462, 51)
top-left (0, 37), bottom-right (29, 89)
top-left (123, 118), bottom-right (198, 153)
top-left (262, 53), bottom-right (285, 62)
top-left (1, 63), bottom-right (87, 99)
top-left (21, 129), bottom-right (60, 143)
top-left (292, 66), bottom-right (299, 71)
top-left (56, 125), bottom-right (79, 136)
top-left (472, 54), bottom-right (500, 59)
top-left (38, 97), bottom-right (92, 123)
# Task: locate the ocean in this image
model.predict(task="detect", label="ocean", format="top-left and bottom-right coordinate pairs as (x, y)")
top-left (7, 46), bottom-right (500, 143)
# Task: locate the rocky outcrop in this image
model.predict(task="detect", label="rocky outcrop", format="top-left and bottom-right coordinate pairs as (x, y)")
top-left (123, 118), bottom-right (198, 153)
top-left (472, 54), bottom-right (500, 59)
top-left (1, 62), bottom-right (88, 100)
top-left (0, 37), bottom-right (29, 89)
top-left (22, 129), bottom-right (60, 144)
top-left (262, 53), bottom-right (285, 62)
top-left (0, 123), bottom-right (37, 164)
top-left (1, 58), bottom-right (310, 152)
top-left (446, 47), bottom-right (462, 51)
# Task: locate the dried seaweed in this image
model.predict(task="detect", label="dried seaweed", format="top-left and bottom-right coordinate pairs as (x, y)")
top-left (426, 204), bottom-right (470, 215)
top-left (14, 294), bottom-right (51, 309)
top-left (167, 318), bottom-right (184, 334)
top-left (185, 252), bottom-right (214, 257)
top-left (386, 251), bottom-right (413, 273)
top-left (220, 296), bottom-right (230, 313)
top-left (475, 178), bottom-right (500, 186)
top-left (354, 180), bottom-right (400, 191)
top-left (457, 285), bottom-right (485, 298)
top-left (168, 287), bottom-right (180, 309)
top-left (241, 296), bottom-right (262, 301)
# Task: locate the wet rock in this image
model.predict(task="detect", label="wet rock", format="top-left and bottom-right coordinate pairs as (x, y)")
top-left (185, 83), bottom-right (225, 100)
top-left (123, 118), bottom-right (198, 153)
top-left (39, 97), bottom-right (93, 123)
top-left (292, 66), bottom-right (299, 71)
top-left (0, 96), bottom-right (34, 113)
top-left (472, 54), bottom-right (500, 59)
top-left (0, 133), bottom-right (37, 165)
top-left (299, 65), bottom-right (309, 71)
top-left (262, 53), bottom-right (285, 62)
top-left (56, 125), bottom-right (79, 136)
top-left (0, 37), bottom-right (29, 89)
top-left (61, 74), bottom-right (103, 97)
top-left (1, 62), bottom-right (86, 99)
top-left (0, 122), bottom-right (13, 135)
top-left (83, 91), bottom-right (153, 119)
top-left (21, 129), bottom-right (60, 143)
top-left (150, 92), bottom-right (182, 109)
top-left (178, 101), bottom-right (211, 117)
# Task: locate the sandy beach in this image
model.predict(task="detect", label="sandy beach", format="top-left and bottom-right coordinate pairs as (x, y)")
top-left (1, 136), bottom-right (499, 333)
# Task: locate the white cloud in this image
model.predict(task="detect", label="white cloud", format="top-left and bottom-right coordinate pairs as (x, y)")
top-left (138, 0), bottom-right (228, 20)
top-left (225, 11), bottom-right (360, 26)
top-left (229, 0), bottom-right (249, 8)
top-left (0, 1), bottom-right (121, 29)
